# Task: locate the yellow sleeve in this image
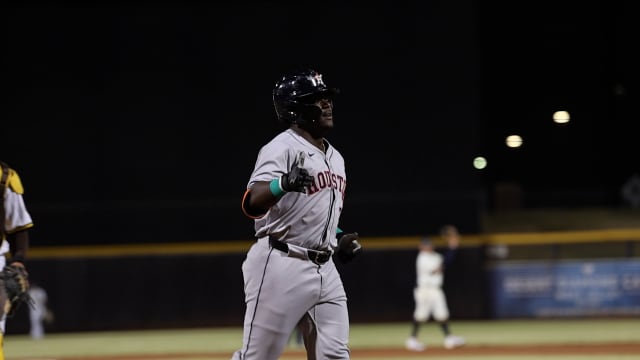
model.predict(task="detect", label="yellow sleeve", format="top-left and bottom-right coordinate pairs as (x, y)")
top-left (7, 168), bottom-right (25, 194)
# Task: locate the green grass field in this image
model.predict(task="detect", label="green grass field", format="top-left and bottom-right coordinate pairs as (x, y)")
top-left (5, 318), bottom-right (640, 360)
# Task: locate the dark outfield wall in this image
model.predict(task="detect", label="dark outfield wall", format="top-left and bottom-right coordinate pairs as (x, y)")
top-left (8, 233), bottom-right (637, 334)
top-left (6, 246), bottom-right (486, 334)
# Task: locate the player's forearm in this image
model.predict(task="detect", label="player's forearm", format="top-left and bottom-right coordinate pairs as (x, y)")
top-left (8, 230), bottom-right (29, 263)
top-left (241, 182), bottom-right (281, 218)
top-left (250, 182), bottom-right (282, 207)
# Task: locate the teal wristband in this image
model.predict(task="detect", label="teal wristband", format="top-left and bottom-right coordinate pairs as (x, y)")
top-left (269, 178), bottom-right (285, 197)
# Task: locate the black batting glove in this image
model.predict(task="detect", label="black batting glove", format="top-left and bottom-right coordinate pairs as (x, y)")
top-left (336, 232), bottom-right (362, 264)
top-left (281, 152), bottom-right (314, 193)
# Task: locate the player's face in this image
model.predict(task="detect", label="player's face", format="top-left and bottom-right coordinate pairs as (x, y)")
top-left (314, 97), bottom-right (334, 128)
top-left (298, 94), bottom-right (334, 136)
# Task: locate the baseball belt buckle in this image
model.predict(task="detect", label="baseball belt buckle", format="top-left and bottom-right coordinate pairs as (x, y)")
top-left (308, 250), bottom-right (331, 265)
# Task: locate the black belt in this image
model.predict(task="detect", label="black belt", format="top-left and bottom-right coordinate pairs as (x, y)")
top-left (269, 236), bottom-right (332, 265)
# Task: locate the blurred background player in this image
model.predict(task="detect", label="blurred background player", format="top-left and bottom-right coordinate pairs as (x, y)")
top-left (28, 280), bottom-right (53, 340)
top-left (0, 161), bottom-right (34, 358)
top-left (405, 224), bottom-right (465, 351)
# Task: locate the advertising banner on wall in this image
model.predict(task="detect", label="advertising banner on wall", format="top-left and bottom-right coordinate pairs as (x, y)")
top-left (489, 259), bottom-right (640, 318)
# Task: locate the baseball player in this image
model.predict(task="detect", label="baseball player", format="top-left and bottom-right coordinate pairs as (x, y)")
top-left (233, 68), bottom-right (362, 360)
top-left (0, 161), bottom-right (34, 359)
top-left (405, 224), bottom-right (465, 351)
top-left (28, 281), bottom-right (52, 339)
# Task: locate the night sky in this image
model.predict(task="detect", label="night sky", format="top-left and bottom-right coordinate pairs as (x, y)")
top-left (3, 1), bottom-right (638, 245)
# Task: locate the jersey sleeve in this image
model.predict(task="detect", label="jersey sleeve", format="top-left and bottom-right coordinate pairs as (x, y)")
top-left (4, 187), bottom-right (34, 233)
top-left (242, 138), bottom-right (294, 219)
top-left (247, 139), bottom-right (294, 188)
top-left (7, 168), bottom-right (25, 194)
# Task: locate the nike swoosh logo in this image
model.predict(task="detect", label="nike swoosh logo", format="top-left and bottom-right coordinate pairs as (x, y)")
top-left (307, 152), bottom-right (315, 157)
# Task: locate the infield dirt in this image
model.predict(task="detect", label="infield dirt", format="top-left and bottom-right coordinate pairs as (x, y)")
top-left (24, 342), bottom-right (639, 360)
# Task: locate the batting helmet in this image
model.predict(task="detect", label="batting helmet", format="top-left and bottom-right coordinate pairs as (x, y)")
top-left (272, 68), bottom-right (339, 124)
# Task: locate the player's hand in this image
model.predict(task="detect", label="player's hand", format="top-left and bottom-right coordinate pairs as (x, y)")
top-left (281, 152), bottom-right (314, 193)
top-left (336, 232), bottom-right (362, 264)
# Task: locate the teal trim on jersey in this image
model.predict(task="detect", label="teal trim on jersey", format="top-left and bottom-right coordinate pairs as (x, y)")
top-left (336, 227), bottom-right (343, 235)
top-left (269, 178), bottom-right (285, 197)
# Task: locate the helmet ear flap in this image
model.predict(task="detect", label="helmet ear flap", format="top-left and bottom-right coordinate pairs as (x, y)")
top-left (273, 96), bottom-right (300, 124)
top-left (273, 100), bottom-right (320, 125)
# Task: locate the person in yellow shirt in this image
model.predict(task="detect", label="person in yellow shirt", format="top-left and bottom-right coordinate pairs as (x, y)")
top-left (0, 161), bottom-right (34, 359)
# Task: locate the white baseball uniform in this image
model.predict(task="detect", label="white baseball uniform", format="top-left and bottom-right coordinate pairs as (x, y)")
top-left (28, 285), bottom-right (49, 339)
top-left (233, 128), bottom-right (350, 360)
top-left (412, 249), bottom-right (450, 322)
top-left (1, 166), bottom-right (34, 336)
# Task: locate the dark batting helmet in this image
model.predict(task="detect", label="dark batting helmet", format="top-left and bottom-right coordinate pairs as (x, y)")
top-left (272, 68), bottom-right (339, 124)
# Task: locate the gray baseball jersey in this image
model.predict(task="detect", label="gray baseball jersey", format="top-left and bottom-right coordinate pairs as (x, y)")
top-left (249, 128), bottom-right (345, 250)
top-left (232, 128), bottom-right (351, 360)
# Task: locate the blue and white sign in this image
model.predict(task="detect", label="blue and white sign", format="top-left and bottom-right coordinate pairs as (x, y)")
top-left (489, 259), bottom-right (640, 318)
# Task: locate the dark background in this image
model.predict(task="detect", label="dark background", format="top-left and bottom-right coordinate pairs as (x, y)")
top-left (3, 1), bottom-right (639, 247)
top-left (3, 0), bottom-right (640, 334)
